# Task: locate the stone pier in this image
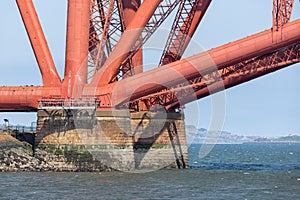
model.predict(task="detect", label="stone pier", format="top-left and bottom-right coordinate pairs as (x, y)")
top-left (35, 109), bottom-right (188, 172)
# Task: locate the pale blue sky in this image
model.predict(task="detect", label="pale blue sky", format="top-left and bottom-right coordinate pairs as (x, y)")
top-left (0, 1), bottom-right (299, 137)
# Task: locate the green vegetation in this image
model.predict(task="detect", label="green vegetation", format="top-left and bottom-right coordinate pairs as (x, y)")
top-left (133, 143), bottom-right (168, 149)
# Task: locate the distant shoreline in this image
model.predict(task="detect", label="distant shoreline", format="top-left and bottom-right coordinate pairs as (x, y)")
top-left (186, 125), bottom-right (300, 144)
top-left (186, 141), bottom-right (300, 145)
top-left (243, 141), bottom-right (300, 144)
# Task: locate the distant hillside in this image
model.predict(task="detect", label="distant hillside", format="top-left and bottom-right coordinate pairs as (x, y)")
top-left (272, 135), bottom-right (300, 142)
top-left (185, 125), bottom-right (258, 144)
top-left (185, 125), bottom-right (300, 144)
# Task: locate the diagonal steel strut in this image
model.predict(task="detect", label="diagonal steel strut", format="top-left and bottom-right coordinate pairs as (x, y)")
top-left (16, 0), bottom-right (61, 87)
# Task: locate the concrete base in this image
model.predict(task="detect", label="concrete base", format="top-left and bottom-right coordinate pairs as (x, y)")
top-left (35, 109), bottom-right (188, 172)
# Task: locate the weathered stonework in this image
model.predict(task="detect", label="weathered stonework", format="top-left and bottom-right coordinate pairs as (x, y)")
top-left (35, 109), bottom-right (188, 171)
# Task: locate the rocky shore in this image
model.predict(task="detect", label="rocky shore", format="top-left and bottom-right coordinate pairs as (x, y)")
top-left (0, 134), bottom-right (111, 172)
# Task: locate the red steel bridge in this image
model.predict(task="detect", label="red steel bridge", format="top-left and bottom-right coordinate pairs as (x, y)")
top-left (0, 0), bottom-right (299, 113)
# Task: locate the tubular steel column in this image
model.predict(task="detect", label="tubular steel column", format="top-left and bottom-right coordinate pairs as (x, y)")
top-left (16, 0), bottom-right (61, 87)
top-left (121, 0), bottom-right (143, 75)
top-left (63, 0), bottom-right (90, 98)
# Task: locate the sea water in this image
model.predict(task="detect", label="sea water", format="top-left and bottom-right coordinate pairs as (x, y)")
top-left (0, 143), bottom-right (299, 199)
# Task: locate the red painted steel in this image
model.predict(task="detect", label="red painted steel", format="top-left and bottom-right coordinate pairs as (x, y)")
top-left (273, 0), bottom-right (294, 31)
top-left (63, 0), bottom-right (90, 98)
top-left (103, 19), bottom-right (300, 106)
top-left (111, 0), bottom-right (182, 81)
top-left (90, 0), bottom-right (162, 86)
top-left (0, 17), bottom-right (300, 111)
top-left (181, 0), bottom-right (211, 55)
top-left (88, 0), bottom-right (118, 80)
top-left (16, 0), bottom-right (61, 87)
top-left (159, 0), bottom-right (211, 66)
top-left (121, 0), bottom-right (143, 75)
top-left (0, 86), bottom-right (60, 111)
top-left (165, 42), bottom-right (300, 110)
top-left (0, 0), bottom-right (299, 112)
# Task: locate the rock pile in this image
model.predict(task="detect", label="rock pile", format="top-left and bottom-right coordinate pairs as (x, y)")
top-left (0, 135), bottom-right (111, 172)
top-left (0, 147), bottom-right (76, 172)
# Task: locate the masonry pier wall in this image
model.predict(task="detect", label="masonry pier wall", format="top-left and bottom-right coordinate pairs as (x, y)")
top-left (35, 110), bottom-right (188, 172)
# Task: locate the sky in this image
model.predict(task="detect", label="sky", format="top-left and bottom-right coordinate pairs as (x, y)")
top-left (0, 0), bottom-right (300, 137)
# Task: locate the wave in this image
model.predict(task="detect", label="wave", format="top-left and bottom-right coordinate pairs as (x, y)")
top-left (189, 163), bottom-right (300, 170)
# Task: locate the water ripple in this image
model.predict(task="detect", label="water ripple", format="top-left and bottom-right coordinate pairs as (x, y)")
top-left (189, 163), bottom-right (300, 170)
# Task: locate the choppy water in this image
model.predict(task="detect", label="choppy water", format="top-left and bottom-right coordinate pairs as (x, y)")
top-left (189, 143), bottom-right (300, 170)
top-left (0, 143), bottom-right (299, 199)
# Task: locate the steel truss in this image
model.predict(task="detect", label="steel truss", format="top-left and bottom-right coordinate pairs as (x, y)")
top-left (159, 0), bottom-right (202, 66)
top-left (112, 0), bottom-right (182, 81)
top-left (273, 0), bottom-right (294, 31)
top-left (125, 42), bottom-right (300, 111)
top-left (88, 0), bottom-right (125, 82)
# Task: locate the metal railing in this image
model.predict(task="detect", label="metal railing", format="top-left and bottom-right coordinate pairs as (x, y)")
top-left (0, 124), bottom-right (36, 134)
top-left (38, 99), bottom-right (100, 110)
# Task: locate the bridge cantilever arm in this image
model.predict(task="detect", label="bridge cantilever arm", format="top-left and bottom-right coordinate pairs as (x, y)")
top-left (169, 41), bottom-right (300, 109)
top-left (16, 0), bottom-right (61, 87)
top-left (102, 19), bottom-right (300, 107)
